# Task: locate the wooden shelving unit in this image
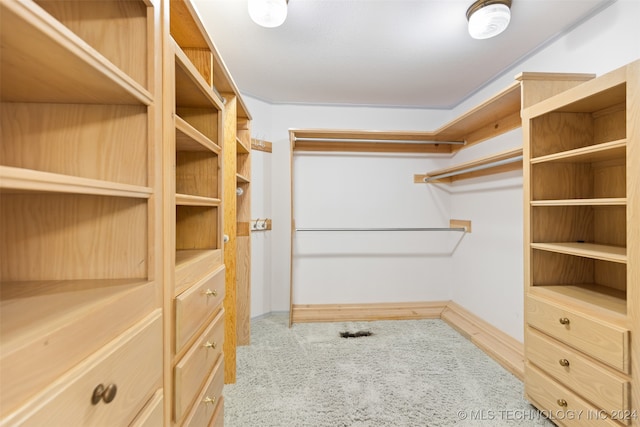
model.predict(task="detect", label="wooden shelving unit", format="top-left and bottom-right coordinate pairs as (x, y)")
top-left (0, 0), bottom-right (163, 425)
top-left (523, 60), bottom-right (639, 425)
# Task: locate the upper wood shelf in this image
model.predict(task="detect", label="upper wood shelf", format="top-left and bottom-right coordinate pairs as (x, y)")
top-left (0, 1), bottom-right (152, 106)
top-left (0, 166), bottom-right (153, 198)
top-left (530, 139), bottom-right (626, 164)
top-left (174, 40), bottom-right (224, 110)
top-left (290, 72), bottom-right (594, 154)
top-left (170, 0), bottom-right (251, 120)
top-left (236, 173), bottom-right (250, 184)
top-left (175, 117), bottom-right (221, 153)
top-left (236, 137), bottom-right (250, 154)
top-left (175, 194), bottom-right (221, 207)
top-left (530, 198), bottom-right (626, 206)
top-left (415, 148), bottom-right (523, 184)
top-left (531, 242), bottom-right (627, 264)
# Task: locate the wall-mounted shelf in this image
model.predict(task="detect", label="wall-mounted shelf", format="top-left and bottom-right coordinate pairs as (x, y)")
top-left (290, 72), bottom-right (594, 154)
top-left (415, 148), bottom-right (523, 183)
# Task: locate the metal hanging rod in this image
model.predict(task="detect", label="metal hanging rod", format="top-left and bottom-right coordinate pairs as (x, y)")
top-left (294, 137), bottom-right (465, 145)
top-left (423, 155), bottom-right (523, 183)
top-left (295, 227), bottom-right (467, 232)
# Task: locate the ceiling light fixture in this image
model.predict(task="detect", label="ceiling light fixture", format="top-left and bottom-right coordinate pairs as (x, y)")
top-left (248, 0), bottom-right (288, 28)
top-left (466, 0), bottom-right (512, 39)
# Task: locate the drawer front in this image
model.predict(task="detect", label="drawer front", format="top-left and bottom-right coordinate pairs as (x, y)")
top-left (183, 356), bottom-right (225, 427)
top-left (208, 395), bottom-right (224, 427)
top-left (526, 364), bottom-right (622, 427)
top-left (4, 311), bottom-right (162, 427)
top-left (526, 297), bottom-right (629, 372)
top-left (130, 389), bottom-right (163, 427)
top-left (174, 309), bottom-right (225, 421)
top-left (176, 265), bottom-right (225, 352)
top-left (526, 327), bottom-right (629, 414)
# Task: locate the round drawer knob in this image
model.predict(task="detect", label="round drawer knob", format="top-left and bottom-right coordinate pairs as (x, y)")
top-left (203, 396), bottom-right (216, 405)
top-left (205, 289), bottom-right (218, 297)
top-left (559, 359), bottom-right (570, 367)
top-left (557, 399), bottom-right (568, 407)
top-left (91, 383), bottom-right (117, 405)
top-left (203, 341), bottom-right (217, 349)
top-left (559, 317), bottom-right (570, 325)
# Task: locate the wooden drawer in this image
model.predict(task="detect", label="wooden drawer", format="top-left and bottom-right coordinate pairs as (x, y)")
top-left (130, 389), bottom-right (163, 427)
top-left (174, 309), bottom-right (225, 421)
top-left (526, 327), bottom-right (629, 415)
top-left (175, 265), bottom-right (225, 352)
top-left (526, 363), bottom-right (622, 427)
top-left (182, 356), bottom-right (224, 427)
top-left (2, 310), bottom-right (162, 427)
top-left (526, 296), bottom-right (629, 372)
top-left (208, 395), bottom-right (224, 427)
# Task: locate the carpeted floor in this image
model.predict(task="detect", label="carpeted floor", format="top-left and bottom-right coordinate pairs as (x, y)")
top-left (224, 313), bottom-right (554, 426)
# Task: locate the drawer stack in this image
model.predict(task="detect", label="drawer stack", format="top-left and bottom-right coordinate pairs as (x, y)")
top-left (522, 60), bottom-right (640, 426)
top-left (525, 296), bottom-right (630, 426)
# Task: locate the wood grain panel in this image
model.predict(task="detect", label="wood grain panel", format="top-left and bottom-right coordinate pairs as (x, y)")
top-left (0, 194), bottom-right (147, 281)
top-left (532, 206), bottom-right (593, 243)
top-left (530, 112), bottom-right (594, 158)
top-left (532, 250), bottom-right (594, 286)
top-left (222, 94), bottom-right (237, 383)
top-left (291, 301), bottom-right (446, 323)
top-left (176, 151), bottom-right (218, 198)
top-left (1, 103), bottom-right (148, 186)
top-left (593, 103), bottom-right (626, 143)
top-left (175, 206), bottom-right (218, 250)
top-left (183, 48), bottom-right (213, 86)
top-left (532, 163), bottom-right (594, 200)
top-left (236, 237), bottom-right (251, 346)
top-left (176, 108), bottom-right (219, 142)
top-left (35, 0), bottom-right (148, 88)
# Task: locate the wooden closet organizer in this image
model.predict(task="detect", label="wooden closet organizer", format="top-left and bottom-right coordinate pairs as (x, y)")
top-left (1, 0), bottom-right (251, 425)
top-left (523, 60), bottom-right (639, 426)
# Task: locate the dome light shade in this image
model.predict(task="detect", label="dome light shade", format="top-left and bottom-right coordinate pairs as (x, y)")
top-left (248, 0), bottom-right (288, 28)
top-left (467, 0), bottom-right (512, 39)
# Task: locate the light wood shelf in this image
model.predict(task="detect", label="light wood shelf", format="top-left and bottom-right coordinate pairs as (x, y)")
top-left (0, 1), bottom-right (152, 106)
top-left (415, 147), bottom-right (523, 183)
top-left (0, 166), bottom-right (153, 198)
top-left (176, 117), bottom-right (221, 154)
top-left (236, 137), bottom-right (250, 154)
top-left (531, 198), bottom-right (626, 206)
top-left (236, 173), bottom-right (250, 184)
top-left (531, 242), bottom-right (627, 264)
top-left (530, 139), bottom-right (626, 164)
top-left (531, 284), bottom-right (627, 319)
top-left (174, 40), bottom-right (224, 110)
top-left (175, 194), bottom-right (221, 207)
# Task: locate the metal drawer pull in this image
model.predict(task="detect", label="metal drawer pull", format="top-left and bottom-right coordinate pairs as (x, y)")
top-left (91, 383), bottom-right (117, 405)
top-left (205, 289), bottom-right (218, 297)
top-left (557, 399), bottom-right (567, 407)
top-left (203, 396), bottom-right (216, 405)
top-left (559, 317), bottom-right (570, 325)
top-left (203, 341), bottom-right (217, 349)
top-left (559, 359), bottom-right (570, 367)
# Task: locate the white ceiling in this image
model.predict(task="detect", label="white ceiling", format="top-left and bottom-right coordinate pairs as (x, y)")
top-left (193, 0), bottom-right (612, 109)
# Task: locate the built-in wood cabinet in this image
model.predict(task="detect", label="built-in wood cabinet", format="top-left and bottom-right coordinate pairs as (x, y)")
top-left (523, 60), bottom-right (639, 426)
top-left (0, 0), bottom-right (163, 424)
top-left (1, 0), bottom-right (250, 424)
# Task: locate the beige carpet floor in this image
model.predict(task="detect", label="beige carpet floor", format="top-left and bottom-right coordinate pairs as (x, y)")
top-left (224, 313), bottom-right (554, 426)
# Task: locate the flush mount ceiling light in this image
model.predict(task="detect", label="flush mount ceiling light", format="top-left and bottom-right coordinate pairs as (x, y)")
top-left (248, 0), bottom-right (288, 28)
top-left (466, 0), bottom-right (512, 39)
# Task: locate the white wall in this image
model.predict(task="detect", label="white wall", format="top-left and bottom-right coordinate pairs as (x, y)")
top-left (448, 0), bottom-right (640, 342)
top-left (246, 0), bottom-right (640, 334)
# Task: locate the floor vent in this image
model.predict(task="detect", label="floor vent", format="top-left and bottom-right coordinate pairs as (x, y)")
top-left (340, 330), bottom-right (373, 338)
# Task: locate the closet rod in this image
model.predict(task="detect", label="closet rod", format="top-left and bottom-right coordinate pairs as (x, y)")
top-left (423, 155), bottom-right (523, 182)
top-left (296, 227), bottom-right (467, 232)
top-left (294, 137), bottom-right (465, 145)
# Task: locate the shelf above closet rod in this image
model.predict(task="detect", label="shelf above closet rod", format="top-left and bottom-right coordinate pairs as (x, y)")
top-left (294, 137), bottom-right (465, 145)
top-left (296, 227), bottom-right (467, 232)
top-left (415, 147), bottom-right (523, 183)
